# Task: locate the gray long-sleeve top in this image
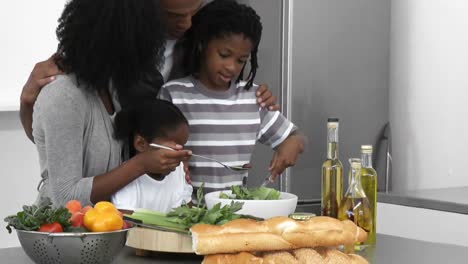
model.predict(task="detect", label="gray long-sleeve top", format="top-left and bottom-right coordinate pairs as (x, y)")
top-left (32, 75), bottom-right (122, 207)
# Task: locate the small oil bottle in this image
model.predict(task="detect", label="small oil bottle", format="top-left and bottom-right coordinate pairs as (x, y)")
top-left (338, 158), bottom-right (373, 252)
top-left (360, 145), bottom-right (377, 246)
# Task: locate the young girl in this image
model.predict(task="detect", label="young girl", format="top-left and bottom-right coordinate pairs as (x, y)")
top-left (111, 100), bottom-right (193, 212)
top-left (159, 0), bottom-right (304, 194)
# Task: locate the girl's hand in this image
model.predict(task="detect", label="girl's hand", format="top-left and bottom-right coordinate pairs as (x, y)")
top-left (137, 143), bottom-right (192, 175)
top-left (20, 54), bottom-right (63, 106)
top-left (269, 134), bottom-right (305, 181)
top-left (256, 84), bottom-right (280, 111)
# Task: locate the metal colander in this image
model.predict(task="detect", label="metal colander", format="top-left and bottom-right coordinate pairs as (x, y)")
top-left (16, 228), bottom-right (129, 264)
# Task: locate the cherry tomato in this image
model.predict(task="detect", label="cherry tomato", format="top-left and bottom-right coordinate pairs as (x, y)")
top-left (39, 222), bottom-right (63, 233)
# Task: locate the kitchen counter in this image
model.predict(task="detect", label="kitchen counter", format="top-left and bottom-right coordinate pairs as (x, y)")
top-left (295, 186), bottom-right (468, 216)
top-left (378, 186), bottom-right (468, 214)
top-left (2, 234), bottom-right (468, 264)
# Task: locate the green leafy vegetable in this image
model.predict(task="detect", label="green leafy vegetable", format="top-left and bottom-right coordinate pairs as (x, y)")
top-left (125, 183), bottom-right (249, 233)
top-left (4, 197), bottom-right (71, 233)
top-left (220, 186), bottom-right (281, 200)
top-left (219, 192), bottom-right (230, 199)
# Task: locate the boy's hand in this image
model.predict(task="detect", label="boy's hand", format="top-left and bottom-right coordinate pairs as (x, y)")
top-left (256, 84), bottom-right (280, 111)
top-left (269, 134), bottom-right (305, 181)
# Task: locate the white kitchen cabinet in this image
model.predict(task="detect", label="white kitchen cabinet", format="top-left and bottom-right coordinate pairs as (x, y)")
top-left (377, 202), bottom-right (468, 247)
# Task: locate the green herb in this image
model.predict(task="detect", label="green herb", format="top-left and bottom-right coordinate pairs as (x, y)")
top-left (125, 183), bottom-right (248, 232)
top-left (220, 186), bottom-right (281, 200)
top-left (4, 197), bottom-right (71, 233)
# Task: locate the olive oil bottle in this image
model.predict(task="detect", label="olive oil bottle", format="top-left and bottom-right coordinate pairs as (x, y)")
top-left (338, 158), bottom-right (373, 252)
top-left (360, 145), bottom-right (377, 245)
top-left (321, 118), bottom-right (343, 218)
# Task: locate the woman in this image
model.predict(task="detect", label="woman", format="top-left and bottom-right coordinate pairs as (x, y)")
top-left (33, 0), bottom-right (191, 207)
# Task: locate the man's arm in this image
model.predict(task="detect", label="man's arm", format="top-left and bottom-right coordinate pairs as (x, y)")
top-left (19, 55), bottom-right (62, 142)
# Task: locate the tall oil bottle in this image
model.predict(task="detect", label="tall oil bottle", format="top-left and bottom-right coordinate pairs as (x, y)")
top-left (321, 118), bottom-right (343, 218)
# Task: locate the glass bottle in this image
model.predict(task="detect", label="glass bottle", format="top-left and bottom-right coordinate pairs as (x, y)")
top-left (360, 145), bottom-right (377, 245)
top-left (338, 158), bottom-right (373, 251)
top-left (321, 118), bottom-right (343, 218)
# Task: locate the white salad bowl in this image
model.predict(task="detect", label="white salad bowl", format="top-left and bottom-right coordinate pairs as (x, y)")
top-left (204, 190), bottom-right (298, 220)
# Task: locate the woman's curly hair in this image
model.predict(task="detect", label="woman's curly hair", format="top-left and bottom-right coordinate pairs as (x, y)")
top-left (55, 0), bottom-right (167, 107)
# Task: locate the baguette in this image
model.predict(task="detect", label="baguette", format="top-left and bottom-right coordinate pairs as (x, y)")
top-left (202, 252), bottom-right (263, 264)
top-left (191, 216), bottom-right (367, 255)
top-left (202, 248), bottom-right (369, 264)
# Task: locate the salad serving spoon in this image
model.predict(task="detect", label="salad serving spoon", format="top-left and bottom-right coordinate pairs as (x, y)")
top-left (149, 143), bottom-right (250, 172)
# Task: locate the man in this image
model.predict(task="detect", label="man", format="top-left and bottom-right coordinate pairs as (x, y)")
top-left (19, 0), bottom-right (278, 142)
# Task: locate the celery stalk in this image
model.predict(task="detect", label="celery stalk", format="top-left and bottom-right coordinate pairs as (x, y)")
top-left (125, 210), bottom-right (188, 233)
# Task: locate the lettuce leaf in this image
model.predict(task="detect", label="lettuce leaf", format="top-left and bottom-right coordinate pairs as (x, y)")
top-left (219, 186), bottom-right (281, 200)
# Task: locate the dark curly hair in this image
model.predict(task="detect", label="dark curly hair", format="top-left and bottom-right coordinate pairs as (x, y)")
top-left (181, 0), bottom-right (262, 90)
top-left (114, 99), bottom-right (188, 143)
top-left (55, 0), bottom-right (167, 107)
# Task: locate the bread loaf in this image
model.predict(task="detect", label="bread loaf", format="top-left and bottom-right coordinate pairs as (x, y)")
top-left (191, 216), bottom-right (367, 255)
top-left (202, 252), bottom-right (263, 264)
top-left (202, 248), bottom-right (369, 264)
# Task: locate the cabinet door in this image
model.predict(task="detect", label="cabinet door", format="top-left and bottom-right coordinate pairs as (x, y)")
top-left (378, 203), bottom-right (468, 246)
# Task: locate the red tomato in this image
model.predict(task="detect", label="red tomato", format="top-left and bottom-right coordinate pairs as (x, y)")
top-left (39, 222), bottom-right (63, 233)
top-left (65, 200), bottom-right (82, 214)
top-left (80, 205), bottom-right (93, 215)
top-left (71, 212), bottom-right (85, 227)
top-left (122, 221), bottom-right (131, 229)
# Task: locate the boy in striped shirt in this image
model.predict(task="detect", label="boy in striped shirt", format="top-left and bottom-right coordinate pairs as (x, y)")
top-left (159, 0), bottom-right (304, 194)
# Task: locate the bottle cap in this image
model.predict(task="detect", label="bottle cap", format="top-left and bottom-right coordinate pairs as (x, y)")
top-left (327, 118), bottom-right (339, 129)
top-left (349, 158), bottom-right (362, 168)
top-left (289, 212), bottom-right (316, 221)
top-left (327, 117), bottom-right (339, 122)
top-left (361, 145), bottom-right (373, 153)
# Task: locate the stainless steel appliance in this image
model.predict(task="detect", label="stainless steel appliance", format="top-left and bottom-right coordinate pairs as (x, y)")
top-left (244, 0), bottom-right (391, 214)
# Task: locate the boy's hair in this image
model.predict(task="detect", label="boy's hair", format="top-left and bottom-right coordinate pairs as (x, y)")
top-left (114, 100), bottom-right (188, 143)
top-left (55, 0), bottom-right (167, 107)
top-left (182, 0), bottom-right (262, 90)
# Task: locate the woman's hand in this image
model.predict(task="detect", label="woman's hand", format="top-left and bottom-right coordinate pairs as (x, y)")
top-left (136, 143), bottom-right (192, 175)
top-left (269, 134), bottom-right (305, 181)
top-left (256, 84), bottom-right (280, 111)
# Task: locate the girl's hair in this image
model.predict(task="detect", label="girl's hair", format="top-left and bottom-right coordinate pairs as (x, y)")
top-left (182, 0), bottom-right (262, 90)
top-left (55, 0), bottom-right (167, 107)
top-left (114, 99), bottom-right (188, 143)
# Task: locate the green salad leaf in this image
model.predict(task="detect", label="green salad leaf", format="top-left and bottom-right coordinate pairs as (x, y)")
top-left (220, 186), bottom-right (281, 200)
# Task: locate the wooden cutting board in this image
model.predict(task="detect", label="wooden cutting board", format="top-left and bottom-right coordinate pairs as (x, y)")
top-left (126, 227), bottom-right (194, 253)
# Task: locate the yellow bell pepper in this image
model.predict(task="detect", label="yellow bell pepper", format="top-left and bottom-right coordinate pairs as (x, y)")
top-left (83, 201), bottom-right (123, 232)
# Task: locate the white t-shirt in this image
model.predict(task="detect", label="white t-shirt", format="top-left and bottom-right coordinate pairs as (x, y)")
top-left (160, 39), bottom-right (177, 82)
top-left (112, 163), bottom-right (193, 213)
